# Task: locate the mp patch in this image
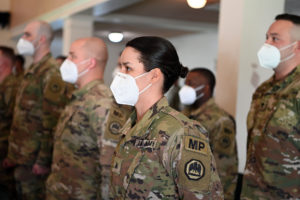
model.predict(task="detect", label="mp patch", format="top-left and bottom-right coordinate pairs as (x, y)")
top-left (184, 136), bottom-right (208, 155)
top-left (109, 121), bottom-right (122, 135)
top-left (184, 159), bottom-right (205, 180)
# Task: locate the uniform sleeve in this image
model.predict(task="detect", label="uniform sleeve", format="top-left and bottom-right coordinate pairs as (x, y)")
top-left (89, 98), bottom-right (113, 200)
top-left (35, 72), bottom-right (72, 166)
top-left (162, 127), bottom-right (223, 199)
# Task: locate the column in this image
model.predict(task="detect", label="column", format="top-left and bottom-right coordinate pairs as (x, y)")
top-left (215, 0), bottom-right (285, 172)
top-left (62, 14), bottom-right (94, 55)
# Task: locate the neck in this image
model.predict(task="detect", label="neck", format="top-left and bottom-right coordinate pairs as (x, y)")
top-left (274, 59), bottom-right (299, 80)
top-left (77, 68), bottom-right (103, 89)
top-left (33, 45), bottom-right (50, 64)
top-left (135, 89), bottom-right (163, 121)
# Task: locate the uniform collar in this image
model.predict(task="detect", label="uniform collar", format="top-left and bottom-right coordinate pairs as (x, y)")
top-left (25, 53), bottom-right (52, 74)
top-left (190, 98), bottom-right (215, 117)
top-left (72, 79), bottom-right (104, 100)
top-left (123, 97), bottom-right (169, 138)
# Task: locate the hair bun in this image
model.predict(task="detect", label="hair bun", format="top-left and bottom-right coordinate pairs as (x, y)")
top-left (179, 65), bottom-right (189, 78)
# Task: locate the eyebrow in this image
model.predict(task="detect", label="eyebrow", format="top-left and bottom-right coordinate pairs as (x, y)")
top-left (122, 61), bottom-right (130, 66)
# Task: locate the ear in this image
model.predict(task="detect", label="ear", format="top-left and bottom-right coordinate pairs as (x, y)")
top-left (150, 68), bottom-right (163, 84)
top-left (39, 35), bottom-right (46, 44)
top-left (88, 58), bottom-right (97, 69)
top-left (296, 41), bottom-right (300, 51)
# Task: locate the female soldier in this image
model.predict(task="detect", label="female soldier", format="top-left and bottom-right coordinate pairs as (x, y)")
top-left (110, 36), bottom-right (223, 199)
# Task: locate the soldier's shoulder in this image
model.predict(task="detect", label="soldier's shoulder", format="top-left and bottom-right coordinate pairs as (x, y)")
top-left (158, 106), bottom-right (209, 139)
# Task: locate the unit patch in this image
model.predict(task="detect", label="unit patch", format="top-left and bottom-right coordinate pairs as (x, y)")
top-left (184, 136), bottom-right (208, 155)
top-left (109, 121), bottom-right (122, 135)
top-left (184, 159), bottom-right (205, 180)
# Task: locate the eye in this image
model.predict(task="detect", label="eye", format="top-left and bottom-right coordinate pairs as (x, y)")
top-left (125, 66), bottom-right (132, 72)
top-left (272, 37), bottom-right (279, 42)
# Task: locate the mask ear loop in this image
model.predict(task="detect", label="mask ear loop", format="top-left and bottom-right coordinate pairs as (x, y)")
top-left (279, 41), bottom-right (297, 63)
top-left (194, 84), bottom-right (205, 100)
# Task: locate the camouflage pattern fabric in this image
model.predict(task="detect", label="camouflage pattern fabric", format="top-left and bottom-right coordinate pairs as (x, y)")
top-left (0, 74), bottom-right (18, 198)
top-left (241, 66), bottom-right (300, 199)
top-left (184, 98), bottom-right (238, 200)
top-left (7, 53), bottom-right (74, 200)
top-left (46, 80), bottom-right (120, 200)
top-left (110, 97), bottom-right (224, 200)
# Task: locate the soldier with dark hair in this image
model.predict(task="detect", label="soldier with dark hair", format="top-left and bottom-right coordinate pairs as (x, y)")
top-left (179, 68), bottom-right (238, 200)
top-left (109, 36), bottom-right (223, 199)
top-left (241, 13), bottom-right (300, 199)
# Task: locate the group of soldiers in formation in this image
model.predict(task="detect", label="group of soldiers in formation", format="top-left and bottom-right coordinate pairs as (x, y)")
top-left (0, 13), bottom-right (299, 200)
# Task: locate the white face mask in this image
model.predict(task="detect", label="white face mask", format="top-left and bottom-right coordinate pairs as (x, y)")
top-left (110, 72), bottom-right (152, 106)
top-left (17, 38), bottom-right (35, 56)
top-left (179, 85), bottom-right (205, 105)
top-left (60, 59), bottom-right (90, 84)
top-left (257, 42), bottom-right (297, 69)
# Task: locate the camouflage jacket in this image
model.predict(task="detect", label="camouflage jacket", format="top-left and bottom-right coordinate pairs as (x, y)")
top-left (7, 54), bottom-right (73, 167)
top-left (0, 74), bottom-right (18, 160)
top-left (186, 98), bottom-right (238, 200)
top-left (241, 66), bottom-right (300, 199)
top-left (46, 80), bottom-right (116, 200)
top-left (110, 97), bottom-right (223, 200)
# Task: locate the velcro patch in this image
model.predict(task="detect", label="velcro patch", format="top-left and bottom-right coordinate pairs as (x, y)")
top-left (184, 159), bottom-right (205, 180)
top-left (184, 136), bottom-right (208, 155)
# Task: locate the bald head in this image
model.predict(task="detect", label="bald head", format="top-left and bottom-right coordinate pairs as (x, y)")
top-left (76, 37), bottom-right (108, 67)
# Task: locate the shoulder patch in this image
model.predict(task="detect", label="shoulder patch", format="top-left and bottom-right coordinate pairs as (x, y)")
top-left (219, 135), bottom-right (231, 148)
top-left (184, 159), bottom-right (205, 180)
top-left (109, 121), bottom-right (122, 135)
top-left (184, 136), bottom-right (208, 155)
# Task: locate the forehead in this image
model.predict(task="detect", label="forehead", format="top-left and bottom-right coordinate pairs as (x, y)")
top-left (24, 22), bottom-right (39, 35)
top-left (267, 20), bottom-right (293, 37)
top-left (187, 71), bottom-right (205, 80)
top-left (121, 47), bottom-right (141, 61)
top-left (70, 40), bottom-right (85, 55)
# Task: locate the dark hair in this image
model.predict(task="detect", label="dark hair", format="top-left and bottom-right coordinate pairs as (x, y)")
top-left (190, 68), bottom-right (216, 94)
top-left (56, 55), bottom-right (67, 61)
top-left (0, 46), bottom-right (15, 65)
top-left (126, 36), bottom-right (188, 93)
top-left (275, 13), bottom-right (300, 25)
top-left (15, 54), bottom-right (25, 66)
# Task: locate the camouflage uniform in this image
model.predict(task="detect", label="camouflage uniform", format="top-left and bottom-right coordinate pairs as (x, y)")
top-left (241, 66), bottom-right (300, 199)
top-left (0, 74), bottom-right (18, 198)
top-left (46, 80), bottom-right (120, 200)
top-left (184, 98), bottom-right (238, 200)
top-left (7, 54), bottom-right (73, 200)
top-left (110, 97), bottom-right (224, 200)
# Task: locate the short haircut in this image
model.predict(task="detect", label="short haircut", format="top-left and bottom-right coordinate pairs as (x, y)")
top-left (190, 68), bottom-right (216, 94)
top-left (56, 55), bottom-right (67, 60)
top-left (15, 54), bottom-right (25, 66)
top-left (0, 46), bottom-right (15, 65)
top-left (36, 21), bottom-right (54, 44)
top-left (275, 13), bottom-right (300, 41)
top-left (275, 13), bottom-right (300, 25)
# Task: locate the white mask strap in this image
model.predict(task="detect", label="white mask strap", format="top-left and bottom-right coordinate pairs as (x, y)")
top-left (139, 83), bottom-right (152, 94)
top-left (134, 72), bottom-right (149, 80)
top-left (194, 84), bottom-right (205, 92)
top-left (196, 92), bottom-right (204, 100)
top-left (279, 41), bottom-right (297, 51)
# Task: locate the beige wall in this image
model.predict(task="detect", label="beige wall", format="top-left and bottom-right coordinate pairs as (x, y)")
top-left (11, 0), bottom-right (73, 27)
top-left (0, 0), bottom-right (10, 11)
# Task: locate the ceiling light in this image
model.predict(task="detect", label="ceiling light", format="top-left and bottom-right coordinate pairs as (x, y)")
top-left (187, 0), bottom-right (207, 9)
top-left (108, 32), bottom-right (124, 43)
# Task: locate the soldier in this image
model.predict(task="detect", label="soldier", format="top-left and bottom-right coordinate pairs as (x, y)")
top-left (109, 36), bottom-right (223, 199)
top-left (179, 68), bottom-right (238, 199)
top-left (241, 14), bottom-right (300, 199)
top-left (2, 21), bottom-right (73, 200)
top-left (0, 46), bottom-right (18, 199)
top-left (46, 37), bottom-right (118, 200)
